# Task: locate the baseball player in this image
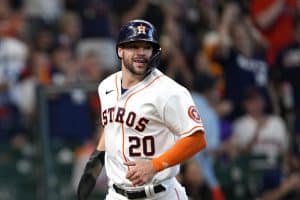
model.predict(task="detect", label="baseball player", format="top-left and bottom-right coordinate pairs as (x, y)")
top-left (77, 19), bottom-right (207, 200)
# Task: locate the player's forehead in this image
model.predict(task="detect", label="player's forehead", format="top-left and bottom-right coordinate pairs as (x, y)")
top-left (121, 41), bottom-right (153, 48)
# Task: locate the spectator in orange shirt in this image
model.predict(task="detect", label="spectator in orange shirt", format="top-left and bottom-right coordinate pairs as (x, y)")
top-left (249, 0), bottom-right (298, 66)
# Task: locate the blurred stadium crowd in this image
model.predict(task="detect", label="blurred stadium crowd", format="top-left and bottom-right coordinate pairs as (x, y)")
top-left (1, 0), bottom-right (300, 199)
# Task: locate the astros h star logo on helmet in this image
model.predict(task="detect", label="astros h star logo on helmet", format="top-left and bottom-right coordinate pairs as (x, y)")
top-left (137, 24), bottom-right (146, 34)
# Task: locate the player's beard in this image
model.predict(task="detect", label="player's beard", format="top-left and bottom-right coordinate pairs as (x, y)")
top-left (123, 56), bottom-right (151, 76)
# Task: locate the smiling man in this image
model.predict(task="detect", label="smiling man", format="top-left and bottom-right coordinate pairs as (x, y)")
top-left (77, 19), bottom-right (207, 200)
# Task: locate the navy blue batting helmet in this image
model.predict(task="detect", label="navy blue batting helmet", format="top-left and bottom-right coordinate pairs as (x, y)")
top-left (116, 19), bottom-right (161, 60)
top-left (117, 19), bottom-right (160, 49)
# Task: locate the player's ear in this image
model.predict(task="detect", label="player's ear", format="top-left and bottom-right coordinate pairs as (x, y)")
top-left (117, 47), bottom-right (123, 58)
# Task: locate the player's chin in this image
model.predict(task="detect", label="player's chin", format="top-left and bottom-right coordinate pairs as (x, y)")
top-left (134, 64), bottom-right (148, 73)
top-left (134, 69), bottom-right (148, 76)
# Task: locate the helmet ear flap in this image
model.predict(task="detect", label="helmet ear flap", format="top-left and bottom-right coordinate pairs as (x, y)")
top-left (150, 47), bottom-right (161, 68)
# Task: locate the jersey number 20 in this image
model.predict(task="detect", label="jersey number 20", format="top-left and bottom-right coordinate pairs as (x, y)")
top-left (129, 136), bottom-right (155, 156)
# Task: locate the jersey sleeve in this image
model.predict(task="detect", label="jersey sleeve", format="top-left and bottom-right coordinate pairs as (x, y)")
top-left (163, 89), bottom-right (205, 138)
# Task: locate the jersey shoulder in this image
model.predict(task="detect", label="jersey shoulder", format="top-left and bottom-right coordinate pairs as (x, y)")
top-left (155, 69), bottom-right (189, 96)
top-left (98, 71), bottom-right (121, 95)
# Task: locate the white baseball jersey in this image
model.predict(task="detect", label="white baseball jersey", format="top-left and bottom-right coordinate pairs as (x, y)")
top-left (98, 68), bottom-right (205, 187)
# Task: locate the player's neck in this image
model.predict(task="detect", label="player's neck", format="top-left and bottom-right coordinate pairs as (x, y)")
top-left (121, 70), bottom-right (144, 89)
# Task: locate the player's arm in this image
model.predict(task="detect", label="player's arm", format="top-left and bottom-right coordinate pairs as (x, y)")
top-left (150, 92), bottom-right (207, 171)
top-left (77, 127), bottom-right (105, 200)
top-left (125, 130), bottom-right (206, 186)
top-left (151, 130), bottom-right (206, 171)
